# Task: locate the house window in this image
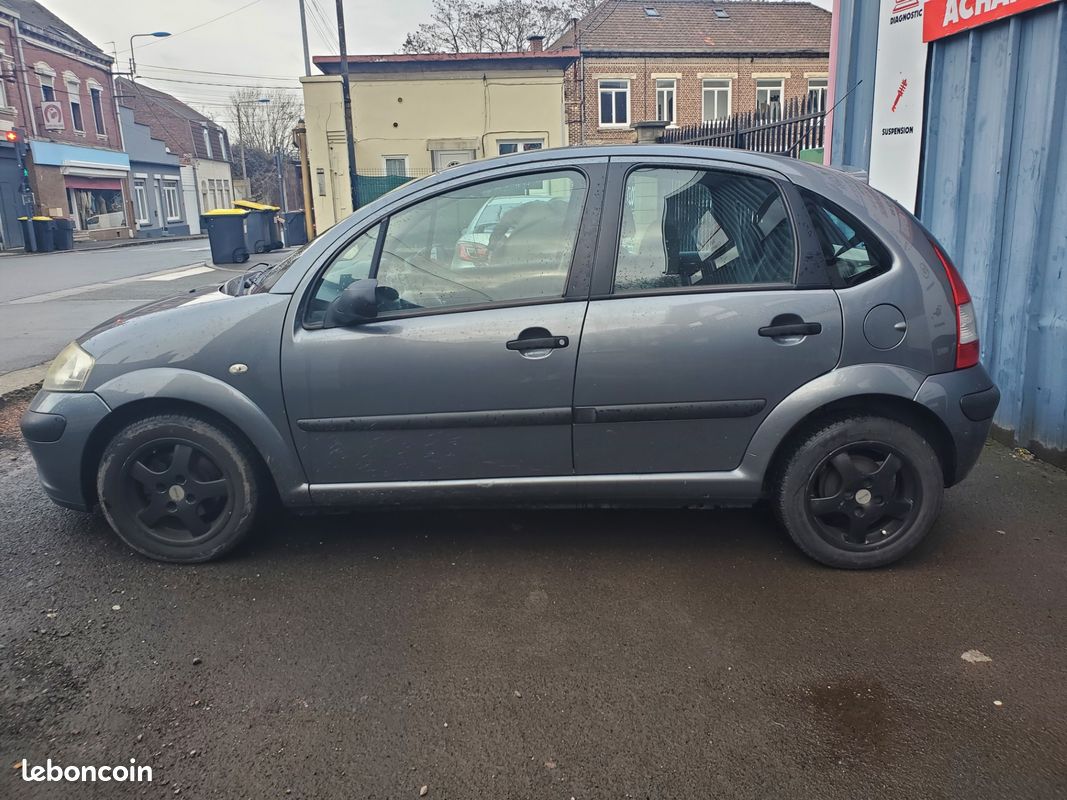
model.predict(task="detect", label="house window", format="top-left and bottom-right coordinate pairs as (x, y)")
top-left (202, 127), bottom-right (213, 159)
top-left (69, 187), bottom-right (126, 230)
top-left (133, 179), bottom-right (149, 224)
top-left (702, 79), bottom-right (732, 121)
top-left (162, 180), bottom-right (181, 221)
top-left (384, 156), bottom-right (408, 175)
top-left (755, 79), bottom-right (784, 117)
top-left (217, 131), bottom-right (227, 161)
top-left (89, 85), bottom-right (106, 135)
top-left (201, 180), bottom-right (209, 210)
top-left (36, 63), bottom-right (56, 102)
top-left (655, 79), bottom-right (676, 125)
top-left (66, 77), bottom-right (83, 132)
top-left (497, 141), bottom-right (543, 156)
top-left (209, 179), bottom-right (219, 210)
top-left (807, 77), bottom-right (828, 112)
top-left (222, 180), bottom-right (232, 208)
top-left (598, 79), bottom-right (629, 127)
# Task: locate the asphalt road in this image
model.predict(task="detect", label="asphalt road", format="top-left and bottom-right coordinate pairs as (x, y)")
top-left (0, 241), bottom-right (291, 374)
top-left (0, 395), bottom-right (1064, 798)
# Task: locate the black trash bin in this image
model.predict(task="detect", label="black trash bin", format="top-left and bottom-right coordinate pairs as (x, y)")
top-left (17, 216), bottom-right (34, 252)
top-left (234, 200), bottom-right (282, 253)
top-left (31, 216), bottom-right (56, 252)
top-left (281, 211), bottom-right (308, 247)
top-left (53, 218), bottom-right (75, 251)
top-left (201, 209), bottom-right (249, 265)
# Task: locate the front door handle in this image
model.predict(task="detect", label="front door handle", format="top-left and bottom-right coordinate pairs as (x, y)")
top-left (506, 334), bottom-right (569, 351)
top-left (758, 321), bottom-right (822, 338)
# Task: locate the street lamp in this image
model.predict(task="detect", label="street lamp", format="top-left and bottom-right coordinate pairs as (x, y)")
top-left (128, 31), bottom-right (171, 77)
top-left (235, 97), bottom-right (270, 188)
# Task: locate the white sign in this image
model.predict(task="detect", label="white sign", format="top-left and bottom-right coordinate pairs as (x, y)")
top-left (867, 0), bottom-right (928, 211)
top-left (41, 101), bottom-right (64, 131)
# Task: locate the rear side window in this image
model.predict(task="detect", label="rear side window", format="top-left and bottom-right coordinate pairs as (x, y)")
top-left (613, 167), bottom-right (796, 293)
top-left (801, 189), bottom-right (891, 286)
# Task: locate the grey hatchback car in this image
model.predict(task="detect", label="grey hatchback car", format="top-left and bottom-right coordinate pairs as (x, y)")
top-left (21, 146), bottom-right (1000, 568)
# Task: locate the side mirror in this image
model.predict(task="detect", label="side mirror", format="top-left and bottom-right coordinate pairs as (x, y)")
top-left (324, 278), bottom-right (380, 328)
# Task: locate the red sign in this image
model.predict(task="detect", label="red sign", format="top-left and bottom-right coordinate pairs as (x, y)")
top-left (923, 0), bottom-right (1061, 42)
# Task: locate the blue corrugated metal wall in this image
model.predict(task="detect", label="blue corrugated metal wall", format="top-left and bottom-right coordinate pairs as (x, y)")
top-left (832, 1), bottom-right (1067, 464)
top-left (828, 0), bottom-right (881, 171)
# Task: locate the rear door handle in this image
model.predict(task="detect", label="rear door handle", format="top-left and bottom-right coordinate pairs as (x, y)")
top-left (758, 322), bottom-right (822, 338)
top-left (506, 335), bottom-right (569, 351)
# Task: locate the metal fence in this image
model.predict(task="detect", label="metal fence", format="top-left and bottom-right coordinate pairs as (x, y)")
top-left (660, 97), bottom-right (826, 157)
top-left (355, 169), bottom-right (433, 205)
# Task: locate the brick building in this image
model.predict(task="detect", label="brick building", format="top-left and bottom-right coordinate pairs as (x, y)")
top-left (0, 0), bottom-right (130, 246)
top-left (551, 0), bottom-right (831, 145)
top-left (116, 77), bottom-right (235, 228)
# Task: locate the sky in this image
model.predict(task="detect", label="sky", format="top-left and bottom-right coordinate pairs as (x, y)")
top-left (44, 0), bottom-right (834, 122)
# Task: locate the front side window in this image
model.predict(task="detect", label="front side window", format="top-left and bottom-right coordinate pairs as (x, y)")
top-left (655, 79), bottom-right (676, 125)
top-left (598, 80), bottom-right (629, 126)
top-left (307, 170), bottom-right (587, 323)
top-left (801, 189), bottom-right (890, 286)
top-left (702, 79), bottom-right (731, 121)
top-left (614, 167), bottom-right (795, 293)
top-left (756, 79), bottom-right (784, 117)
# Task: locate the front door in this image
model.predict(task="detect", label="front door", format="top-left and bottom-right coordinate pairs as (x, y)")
top-left (432, 149), bottom-right (475, 170)
top-left (282, 163), bottom-right (603, 485)
top-left (572, 160), bottom-right (842, 474)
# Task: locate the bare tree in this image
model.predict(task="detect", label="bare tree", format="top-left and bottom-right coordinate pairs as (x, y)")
top-left (402, 0), bottom-right (600, 54)
top-left (226, 88), bottom-right (303, 205)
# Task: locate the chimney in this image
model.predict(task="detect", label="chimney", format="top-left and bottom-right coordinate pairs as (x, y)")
top-left (527, 35), bottom-right (544, 53)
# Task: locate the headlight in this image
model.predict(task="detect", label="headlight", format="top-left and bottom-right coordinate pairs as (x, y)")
top-left (44, 341), bottom-right (95, 392)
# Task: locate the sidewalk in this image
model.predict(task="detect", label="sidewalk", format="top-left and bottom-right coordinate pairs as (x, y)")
top-left (0, 233), bottom-right (207, 258)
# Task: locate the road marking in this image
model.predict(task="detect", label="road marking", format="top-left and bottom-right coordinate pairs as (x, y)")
top-left (141, 265), bottom-right (213, 281)
top-left (7, 262), bottom-right (211, 304)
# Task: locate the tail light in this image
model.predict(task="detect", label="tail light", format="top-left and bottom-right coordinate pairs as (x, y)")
top-left (455, 241), bottom-right (488, 263)
top-left (931, 243), bottom-right (979, 369)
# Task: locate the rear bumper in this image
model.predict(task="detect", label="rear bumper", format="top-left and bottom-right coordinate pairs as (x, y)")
top-left (914, 364), bottom-right (1000, 486)
top-left (20, 390), bottom-right (111, 511)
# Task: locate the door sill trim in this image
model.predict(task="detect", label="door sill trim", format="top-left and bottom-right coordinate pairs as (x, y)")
top-left (307, 470), bottom-right (762, 507)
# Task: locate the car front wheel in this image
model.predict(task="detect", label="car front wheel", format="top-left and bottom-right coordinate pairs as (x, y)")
top-left (774, 416), bottom-right (944, 569)
top-left (97, 413), bottom-right (260, 563)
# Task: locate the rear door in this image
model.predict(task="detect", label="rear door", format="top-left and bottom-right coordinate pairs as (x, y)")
top-left (572, 157), bottom-right (842, 475)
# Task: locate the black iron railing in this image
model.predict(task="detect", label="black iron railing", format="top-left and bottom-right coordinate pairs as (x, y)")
top-left (659, 96), bottom-right (826, 157)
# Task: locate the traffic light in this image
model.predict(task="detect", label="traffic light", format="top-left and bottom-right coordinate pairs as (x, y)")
top-left (4, 130), bottom-right (17, 143)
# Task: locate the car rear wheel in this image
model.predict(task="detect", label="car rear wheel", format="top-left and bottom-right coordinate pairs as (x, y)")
top-left (774, 416), bottom-right (944, 569)
top-left (97, 414), bottom-right (260, 563)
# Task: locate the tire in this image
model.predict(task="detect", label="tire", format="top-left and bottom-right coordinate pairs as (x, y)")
top-left (97, 414), bottom-right (261, 563)
top-left (233, 248), bottom-right (249, 263)
top-left (773, 416), bottom-right (944, 569)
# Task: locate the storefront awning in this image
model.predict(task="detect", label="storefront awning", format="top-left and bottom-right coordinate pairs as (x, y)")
top-left (65, 176), bottom-right (123, 191)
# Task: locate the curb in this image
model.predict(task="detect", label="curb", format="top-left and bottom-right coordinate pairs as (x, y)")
top-left (0, 234), bottom-right (208, 258)
top-left (0, 363), bottom-right (47, 400)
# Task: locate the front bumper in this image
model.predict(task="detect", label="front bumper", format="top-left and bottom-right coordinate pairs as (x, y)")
top-left (20, 390), bottom-right (112, 511)
top-left (914, 364), bottom-right (1000, 486)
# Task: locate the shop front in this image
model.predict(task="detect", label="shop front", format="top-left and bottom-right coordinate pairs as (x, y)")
top-left (28, 141), bottom-right (134, 241)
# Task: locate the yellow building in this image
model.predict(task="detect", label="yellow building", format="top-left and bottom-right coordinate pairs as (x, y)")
top-left (300, 47), bottom-right (576, 231)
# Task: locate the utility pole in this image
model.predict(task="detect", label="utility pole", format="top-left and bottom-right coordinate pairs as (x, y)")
top-left (236, 107), bottom-right (248, 186)
top-left (335, 0), bottom-right (359, 211)
top-left (298, 0), bottom-right (311, 76)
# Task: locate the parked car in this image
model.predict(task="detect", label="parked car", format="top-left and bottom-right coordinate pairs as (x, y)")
top-left (21, 146), bottom-right (999, 568)
top-left (452, 194), bottom-right (553, 267)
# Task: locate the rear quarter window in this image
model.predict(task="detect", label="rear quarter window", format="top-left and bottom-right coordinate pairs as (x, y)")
top-left (801, 189), bottom-right (891, 286)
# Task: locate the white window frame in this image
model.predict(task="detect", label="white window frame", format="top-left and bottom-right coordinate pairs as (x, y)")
top-left (383, 155), bottom-right (409, 175)
top-left (162, 179), bottom-right (181, 221)
top-left (35, 62), bottom-right (56, 103)
top-left (202, 127), bottom-right (213, 159)
top-left (133, 177), bottom-right (150, 225)
top-left (496, 140), bottom-right (544, 156)
top-left (755, 79), bottom-right (785, 115)
top-left (655, 79), bottom-right (676, 126)
top-left (64, 72), bottom-right (83, 133)
top-left (87, 80), bottom-right (106, 136)
top-left (217, 131), bottom-right (227, 161)
top-left (222, 180), bottom-right (232, 208)
top-left (598, 79), bottom-right (630, 128)
top-left (807, 77), bottom-right (828, 112)
top-left (701, 79), bottom-right (732, 121)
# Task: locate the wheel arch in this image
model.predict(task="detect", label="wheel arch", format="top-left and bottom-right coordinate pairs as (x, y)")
top-left (83, 369), bottom-right (309, 508)
top-left (762, 393), bottom-right (957, 492)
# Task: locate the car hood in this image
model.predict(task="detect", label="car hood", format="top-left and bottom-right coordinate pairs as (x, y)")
top-left (78, 282), bottom-right (233, 345)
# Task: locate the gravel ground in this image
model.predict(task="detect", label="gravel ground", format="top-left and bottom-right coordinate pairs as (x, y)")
top-left (0, 393), bottom-right (1064, 799)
